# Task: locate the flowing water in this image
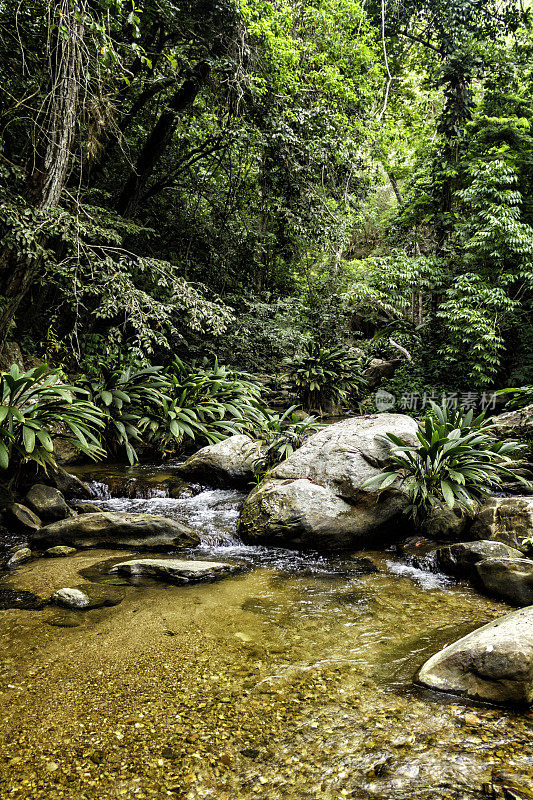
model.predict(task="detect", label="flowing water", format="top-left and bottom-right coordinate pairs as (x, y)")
top-left (0, 463), bottom-right (531, 800)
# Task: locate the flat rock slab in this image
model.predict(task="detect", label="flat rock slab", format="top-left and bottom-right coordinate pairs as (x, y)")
top-left (417, 605), bottom-right (533, 705)
top-left (44, 546), bottom-right (77, 557)
top-left (111, 558), bottom-right (241, 585)
top-left (31, 512), bottom-right (200, 551)
top-left (476, 557), bottom-right (533, 606)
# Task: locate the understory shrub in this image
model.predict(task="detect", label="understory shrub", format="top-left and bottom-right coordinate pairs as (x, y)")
top-left (364, 401), bottom-right (530, 519)
top-left (0, 365), bottom-right (105, 474)
top-left (282, 342), bottom-right (366, 412)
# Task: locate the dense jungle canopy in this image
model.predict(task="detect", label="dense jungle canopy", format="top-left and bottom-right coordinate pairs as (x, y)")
top-left (1, 0), bottom-right (533, 398)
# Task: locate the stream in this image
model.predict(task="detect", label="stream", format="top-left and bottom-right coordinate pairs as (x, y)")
top-left (0, 463), bottom-right (531, 800)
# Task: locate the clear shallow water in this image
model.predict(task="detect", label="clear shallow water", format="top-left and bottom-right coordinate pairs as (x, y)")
top-left (0, 464), bottom-right (532, 799)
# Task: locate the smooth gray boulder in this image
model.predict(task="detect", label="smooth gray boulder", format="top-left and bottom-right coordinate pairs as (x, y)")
top-left (436, 540), bottom-right (525, 579)
top-left (52, 583), bottom-right (125, 609)
top-left (417, 606), bottom-right (533, 704)
top-left (238, 414), bottom-right (418, 549)
top-left (476, 557), bottom-right (533, 606)
top-left (471, 497), bottom-right (533, 553)
top-left (238, 478), bottom-right (409, 550)
top-left (31, 512), bottom-right (200, 551)
top-left (25, 484), bottom-right (69, 521)
top-left (176, 435), bottom-right (264, 486)
top-left (111, 558), bottom-right (240, 584)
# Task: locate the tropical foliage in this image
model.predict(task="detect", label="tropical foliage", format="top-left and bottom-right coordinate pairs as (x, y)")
top-left (252, 406), bottom-right (321, 479)
top-left (0, 365), bottom-right (105, 473)
top-left (363, 402), bottom-right (530, 519)
top-left (282, 343), bottom-right (366, 411)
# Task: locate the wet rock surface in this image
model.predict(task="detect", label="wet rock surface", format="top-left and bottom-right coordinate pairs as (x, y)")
top-left (111, 558), bottom-right (242, 584)
top-left (419, 506), bottom-right (471, 541)
top-left (476, 557), bottom-right (533, 606)
top-left (239, 414), bottom-right (418, 549)
top-left (4, 503), bottom-right (42, 532)
top-left (176, 435), bottom-right (264, 487)
top-left (436, 540), bottom-right (525, 579)
top-left (52, 583), bottom-right (125, 609)
top-left (44, 545), bottom-right (77, 557)
top-left (25, 484), bottom-right (70, 521)
top-left (417, 605), bottom-right (533, 704)
top-left (6, 547), bottom-right (32, 568)
top-left (30, 511), bottom-right (200, 551)
top-left (471, 496), bottom-right (533, 553)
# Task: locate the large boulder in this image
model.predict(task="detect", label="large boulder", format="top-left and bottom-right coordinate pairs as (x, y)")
top-left (238, 413), bottom-right (418, 549)
top-left (25, 484), bottom-right (70, 521)
top-left (176, 435), bottom-right (264, 487)
top-left (417, 606), bottom-right (533, 705)
top-left (491, 404), bottom-right (533, 439)
top-left (111, 558), bottom-right (240, 584)
top-left (30, 512), bottom-right (199, 551)
top-left (476, 557), bottom-right (533, 606)
top-left (364, 358), bottom-right (400, 391)
top-left (471, 496), bottom-right (533, 553)
top-left (436, 540), bottom-right (525, 579)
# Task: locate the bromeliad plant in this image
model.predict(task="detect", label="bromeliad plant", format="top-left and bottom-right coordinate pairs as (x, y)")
top-left (81, 366), bottom-right (170, 465)
top-left (252, 406), bottom-right (321, 480)
top-left (282, 342), bottom-right (366, 412)
top-left (150, 358), bottom-right (267, 453)
top-left (0, 364), bottom-right (105, 473)
top-left (363, 401), bottom-right (530, 519)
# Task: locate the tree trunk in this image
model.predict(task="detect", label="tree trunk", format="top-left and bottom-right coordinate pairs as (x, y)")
top-left (115, 61), bottom-right (211, 217)
top-left (0, 0), bottom-right (86, 354)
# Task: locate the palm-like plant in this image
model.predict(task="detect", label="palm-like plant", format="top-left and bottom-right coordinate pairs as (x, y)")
top-left (363, 402), bottom-right (530, 519)
top-left (0, 364), bottom-right (105, 472)
top-left (82, 366), bottom-right (169, 464)
top-left (282, 342), bottom-right (365, 411)
top-left (151, 358), bottom-right (267, 451)
top-left (252, 406), bottom-right (321, 479)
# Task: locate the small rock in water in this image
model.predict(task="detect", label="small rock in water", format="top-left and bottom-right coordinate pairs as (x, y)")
top-left (46, 614), bottom-right (82, 628)
top-left (44, 545), bottom-right (77, 557)
top-left (51, 584), bottom-right (125, 609)
top-left (7, 547), bottom-right (32, 568)
top-left (463, 712), bottom-right (481, 726)
top-left (52, 588), bottom-right (90, 609)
